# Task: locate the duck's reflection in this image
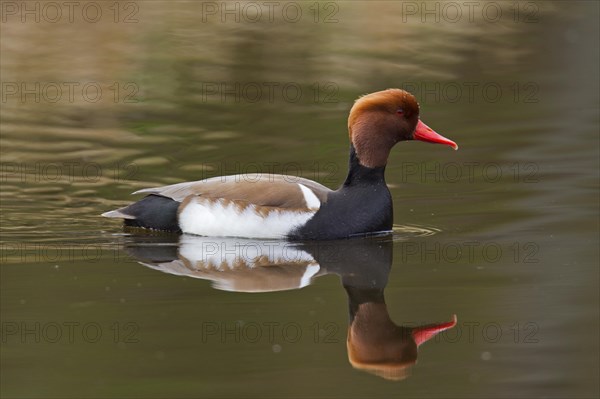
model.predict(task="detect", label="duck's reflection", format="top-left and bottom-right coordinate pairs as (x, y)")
top-left (124, 234), bottom-right (456, 380)
top-left (345, 285), bottom-right (456, 381)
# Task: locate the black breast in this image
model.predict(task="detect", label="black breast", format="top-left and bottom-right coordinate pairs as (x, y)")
top-left (289, 155), bottom-right (393, 240)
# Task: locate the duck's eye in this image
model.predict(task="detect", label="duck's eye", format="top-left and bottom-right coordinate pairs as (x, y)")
top-left (396, 108), bottom-right (404, 115)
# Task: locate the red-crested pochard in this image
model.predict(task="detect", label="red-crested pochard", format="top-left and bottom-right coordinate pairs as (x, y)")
top-left (102, 89), bottom-right (458, 239)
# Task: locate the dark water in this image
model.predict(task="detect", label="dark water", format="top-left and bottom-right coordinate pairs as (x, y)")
top-left (1, 1), bottom-right (599, 398)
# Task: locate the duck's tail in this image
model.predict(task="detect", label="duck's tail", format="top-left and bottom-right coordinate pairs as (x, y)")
top-left (101, 194), bottom-right (181, 232)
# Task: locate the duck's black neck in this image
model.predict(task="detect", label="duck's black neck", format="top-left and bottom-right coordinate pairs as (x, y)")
top-left (345, 286), bottom-right (386, 323)
top-left (343, 145), bottom-right (386, 187)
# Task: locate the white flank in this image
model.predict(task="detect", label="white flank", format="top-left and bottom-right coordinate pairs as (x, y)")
top-left (179, 197), bottom-right (316, 239)
top-left (298, 184), bottom-right (321, 210)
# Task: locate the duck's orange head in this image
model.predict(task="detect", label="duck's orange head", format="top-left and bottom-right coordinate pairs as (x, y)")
top-left (348, 89), bottom-right (458, 168)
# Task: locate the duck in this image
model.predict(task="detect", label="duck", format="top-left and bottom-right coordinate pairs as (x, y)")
top-left (102, 89), bottom-right (458, 240)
